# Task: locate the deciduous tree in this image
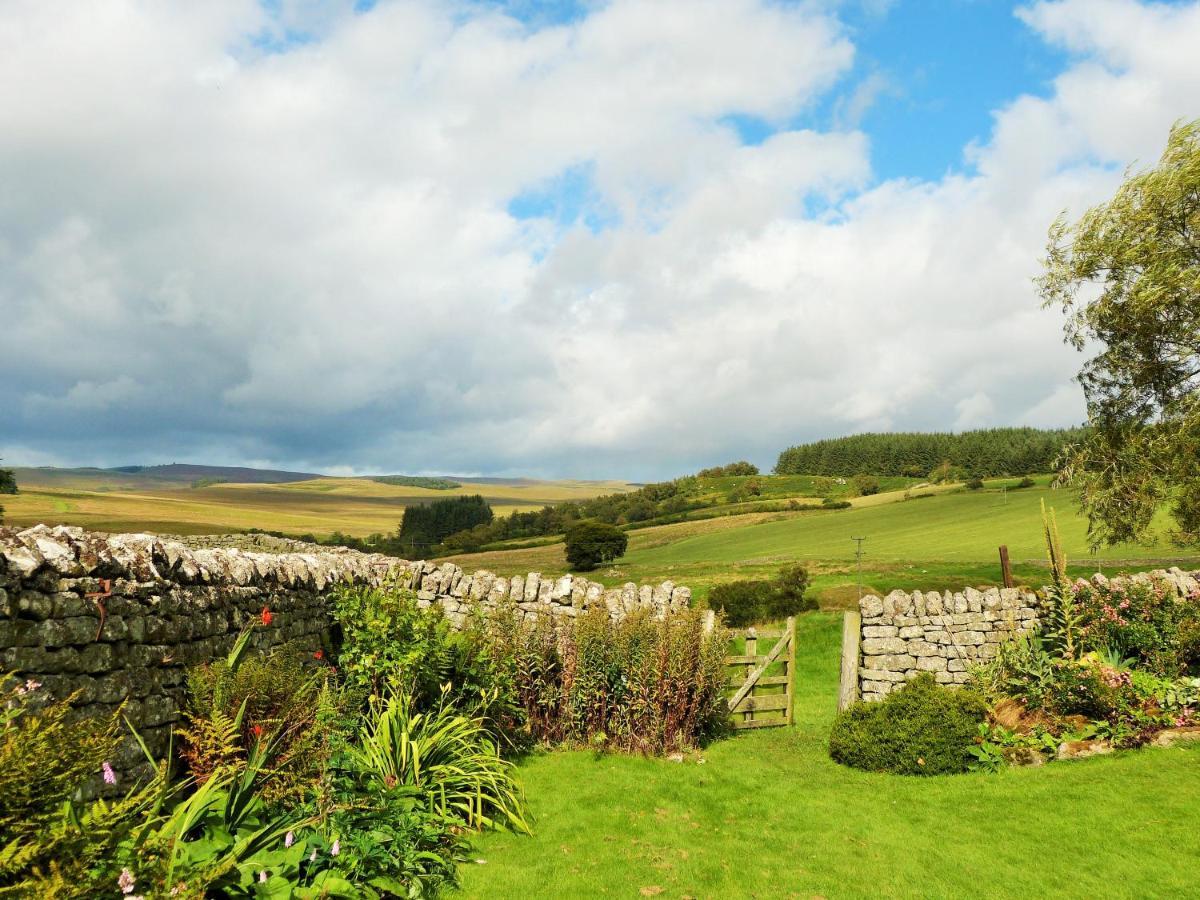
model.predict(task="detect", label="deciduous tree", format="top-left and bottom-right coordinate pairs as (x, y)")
top-left (1038, 118), bottom-right (1200, 547)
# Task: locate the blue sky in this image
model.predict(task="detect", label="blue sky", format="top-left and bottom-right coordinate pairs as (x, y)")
top-left (499, 1), bottom-right (1076, 233)
top-left (2, 0), bottom-right (1198, 477)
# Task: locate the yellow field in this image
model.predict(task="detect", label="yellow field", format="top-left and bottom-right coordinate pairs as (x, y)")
top-left (2, 474), bottom-right (634, 537)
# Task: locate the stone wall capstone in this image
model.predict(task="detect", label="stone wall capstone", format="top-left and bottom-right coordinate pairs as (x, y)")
top-left (855, 568), bottom-right (1200, 702)
top-left (1, 525), bottom-right (692, 786)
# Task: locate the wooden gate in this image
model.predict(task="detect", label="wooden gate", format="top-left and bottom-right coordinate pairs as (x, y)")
top-left (725, 616), bottom-right (796, 729)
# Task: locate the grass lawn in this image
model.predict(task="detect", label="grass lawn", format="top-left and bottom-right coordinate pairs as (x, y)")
top-left (457, 614), bottom-right (1200, 899)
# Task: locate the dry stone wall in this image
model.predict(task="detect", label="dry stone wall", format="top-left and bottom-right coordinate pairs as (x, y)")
top-left (1, 525), bottom-right (691, 786)
top-left (855, 568), bottom-right (1200, 703)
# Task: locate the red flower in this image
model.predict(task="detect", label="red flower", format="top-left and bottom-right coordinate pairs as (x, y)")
top-left (251, 724), bottom-right (264, 740)
top-left (260, 606), bottom-right (273, 627)
top-left (313, 650), bottom-right (324, 661)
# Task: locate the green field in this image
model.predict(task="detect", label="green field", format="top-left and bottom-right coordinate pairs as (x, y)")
top-left (457, 614), bottom-right (1200, 899)
top-left (450, 481), bottom-right (1199, 606)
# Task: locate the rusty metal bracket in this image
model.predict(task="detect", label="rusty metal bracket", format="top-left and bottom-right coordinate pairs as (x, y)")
top-left (84, 578), bottom-right (113, 641)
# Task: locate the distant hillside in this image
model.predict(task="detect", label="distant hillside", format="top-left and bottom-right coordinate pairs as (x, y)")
top-left (13, 464), bottom-right (323, 491)
top-left (774, 427), bottom-right (1087, 478)
top-left (113, 464), bottom-right (322, 483)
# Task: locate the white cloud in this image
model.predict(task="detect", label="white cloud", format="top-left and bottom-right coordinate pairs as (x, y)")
top-left (0, 0), bottom-right (1197, 477)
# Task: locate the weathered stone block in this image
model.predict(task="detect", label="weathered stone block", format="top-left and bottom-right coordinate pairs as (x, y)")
top-left (859, 594), bottom-right (883, 618)
top-left (863, 625), bottom-right (898, 638)
top-left (862, 637), bottom-right (906, 655)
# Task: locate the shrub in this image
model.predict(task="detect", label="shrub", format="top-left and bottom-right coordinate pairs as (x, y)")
top-left (479, 605), bottom-right (728, 753)
top-left (564, 520), bottom-right (628, 572)
top-left (179, 632), bottom-right (339, 806)
top-left (965, 477), bottom-right (985, 490)
top-left (708, 580), bottom-right (776, 627)
top-left (697, 461), bottom-right (759, 477)
top-left (1015, 476), bottom-right (1036, 488)
top-left (0, 677), bottom-right (163, 898)
top-left (331, 584), bottom-right (523, 748)
top-left (851, 474), bottom-right (880, 496)
top-left (821, 498), bottom-right (851, 509)
top-left (708, 565), bottom-right (816, 626)
top-left (1071, 574), bottom-right (1200, 676)
top-left (829, 674), bottom-right (989, 775)
top-left (332, 583), bottom-right (456, 700)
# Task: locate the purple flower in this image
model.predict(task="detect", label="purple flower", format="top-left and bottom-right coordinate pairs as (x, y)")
top-left (118, 868), bottom-right (136, 894)
top-left (284, 831), bottom-right (295, 848)
top-left (102, 761), bottom-right (117, 785)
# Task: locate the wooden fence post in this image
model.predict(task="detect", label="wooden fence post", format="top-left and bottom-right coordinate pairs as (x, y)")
top-left (785, 616), bottom-right (796, 726)
top-left (999, 545), bottom-right (1013, 588)
top-left (838, 610), bottom-right (861, 712)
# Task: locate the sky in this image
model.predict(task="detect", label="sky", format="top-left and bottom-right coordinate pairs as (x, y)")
top-left (1, 0), bottom-right (1198, 480)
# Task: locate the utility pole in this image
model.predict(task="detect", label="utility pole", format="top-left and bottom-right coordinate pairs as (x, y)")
top-left (852, 536), bottom-right (866, 602)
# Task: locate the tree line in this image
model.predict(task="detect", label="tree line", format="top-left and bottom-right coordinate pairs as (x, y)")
top-left (773, 427), bottom-right (1087, 479)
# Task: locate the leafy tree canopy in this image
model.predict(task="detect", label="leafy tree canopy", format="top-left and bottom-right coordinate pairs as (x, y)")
top-left (1039, 118), bottom-right (1200, 548)
top-left (775, 428), bottom-right (1082, 478)
top-left (564, 521), bottom-right (628, 572)
top-left (397, 495), bottom-right (493, 553)
top-left (0, 464), bottom-right (16, 495)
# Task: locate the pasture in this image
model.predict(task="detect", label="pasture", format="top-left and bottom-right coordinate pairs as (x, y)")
top-left (458, 614), bottom-right (1200, 899)
top-left (3, 468), bottom-right (633, 537)
top-left (450, 481), bottom-right (1200, 605)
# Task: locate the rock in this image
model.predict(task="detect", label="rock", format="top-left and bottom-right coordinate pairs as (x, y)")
top-left (1152, 727), bottom-right (1200, 748)
top-left (1055, 739), bottom-right (1113, 761)
top-left (862, 637), bottom-right (907, 655)
top-left (859, 594), bottom-right (883, 618)
top-left (863, 625), bottom-right (898, 638)
top-left (1002, 747), bottom-right (1046, 767)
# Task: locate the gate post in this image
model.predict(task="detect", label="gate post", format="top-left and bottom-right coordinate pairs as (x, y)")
top-left (838, 610), bottom-right (862, 711)
top-left (785, 616), bottom-right (797, 726)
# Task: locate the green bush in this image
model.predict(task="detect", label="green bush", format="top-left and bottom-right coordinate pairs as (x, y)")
top-left (696, 461), bottom-right (759, 477)
top-left (564, 520), bottom-right (628, 572)
top-left (708, 565), bottom-right (816, 626)
top-left (707, 580), bottom-right (776, 627)
top-left (829, 674), bottom-right (988, 775)
top-left (821, 497), bottom-right (851, 509)
top-left (1015, 476), bottom-right (1036, 488)
top-left (965, 477), bottom-right (985, 490)
top-left (851, 474), bottom-right (880, 496)
top-left (331, 584), bottom-right (523, 748)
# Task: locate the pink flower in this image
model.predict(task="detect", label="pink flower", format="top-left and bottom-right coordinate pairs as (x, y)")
top-left (118, 868), bottom-right (136, 894)
top-left (102, 761), bottom-right (117, 785)
top-left (331, 839), bottom-right (340, 857)
top-left (259, 871), bottom-right (268, 883)
top-left (23, 679), bottom-right (40, 693)
top-left (284, 831), bottom-right (295, 848)
top-left (310, 848), bottom-right (318, 862)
